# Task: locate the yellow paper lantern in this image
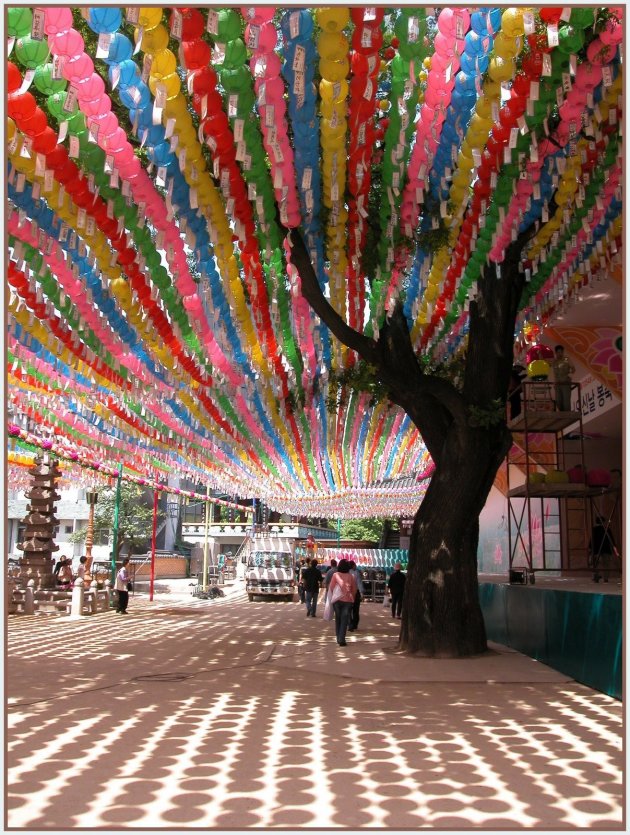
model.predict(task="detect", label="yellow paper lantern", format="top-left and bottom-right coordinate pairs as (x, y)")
top-left (319, 56), bottom-right (350, 83)
top-left (150, 48), bottom-right (177, 78)
top-left (138, 24), bottom-right (168, 53)
top-left (488, 55), bottom-right (515, 83)
top-left (137, 8), bottom-right (163, 30)
top-left (317, 31), bottom-right (349, 61)
top-left (316, 7), bottom-right (350, 32)
top-left (319, 77), bottom-right (348, 103)
top-left (500, 8), bottom-right (525, 38)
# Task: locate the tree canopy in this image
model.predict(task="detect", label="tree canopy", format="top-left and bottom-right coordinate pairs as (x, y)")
top-left (70, 482), bottom-right (154, 557)
top-left (7, 7), bottom-right (623, 522)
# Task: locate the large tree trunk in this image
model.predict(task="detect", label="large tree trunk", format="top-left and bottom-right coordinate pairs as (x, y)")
top-left (399, 421), bottom-right (512, 655)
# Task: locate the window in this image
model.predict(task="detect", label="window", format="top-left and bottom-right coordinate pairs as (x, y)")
top-left (95, 529), bottom-right (111, 546)
top-left (182, 503), bottom-right (205, 523)
top-left (64, 525), bottom-right (73, 535)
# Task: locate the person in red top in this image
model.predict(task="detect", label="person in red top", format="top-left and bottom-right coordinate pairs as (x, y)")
top-left (327, 559), bottom-right (358, 647)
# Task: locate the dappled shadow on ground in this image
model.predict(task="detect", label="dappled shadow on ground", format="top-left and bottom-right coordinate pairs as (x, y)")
top-left (7, 591), bottom-right (623, 829)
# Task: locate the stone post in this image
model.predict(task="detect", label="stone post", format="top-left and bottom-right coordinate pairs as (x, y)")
top-left (24, 579), bottom-right (35, 615)
top-left (90, 579), bottom-right (99, 614)
top-left (70, 577), bottom-right (84, 618)
top-left (104, 579), bottom-right (112, 609)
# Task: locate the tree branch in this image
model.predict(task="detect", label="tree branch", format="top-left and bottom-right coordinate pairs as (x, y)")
top-left (286, 228), bottom-right (379, 364)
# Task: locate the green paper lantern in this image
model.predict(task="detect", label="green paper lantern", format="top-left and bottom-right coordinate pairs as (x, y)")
top-left (15, 34), bottom-right (50, 69)
top-left (558, 25), bottom-right (585, 55)
top-left (223, 38), bottom-right (248, 68)
top-left (66, 110), bottom-right (86, 133)
top-left (390, 54), bottom-right (410, 81)
top-left (48, 91), bottom-right (76, 121)
top-left (233, 87), bottom-right (256, 116)
top-left (216, 8), bottom-right (242, 42)
top-left (7, 7), bottom-right (32, 38)
top-left (34, 63), bottom-right (66, 95)
top-left (570, 7), bottom-right (595, 29)
top-left (219, 64), bottom-right (251, 92)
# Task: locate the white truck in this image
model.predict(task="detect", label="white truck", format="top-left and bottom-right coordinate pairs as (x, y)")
top-left (245, 536), bottom-right (295, 602)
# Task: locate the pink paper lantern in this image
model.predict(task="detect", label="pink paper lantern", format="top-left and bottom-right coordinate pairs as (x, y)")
top-left (82, 94), bottom-right (112, 117)
top-left (48, 29), bottom-right (84, 58)
top-left (573, 62), bottom-right (603, 91)
top-left (77, 73), bottom-right (105, 102)
top-left (437, 8), bottom-right (470, 38)
top-left (252, 21), bottom-right (277, 52)
top-left (88, 110), bottom-right (118, 137)
top-left (104, 126), bottom-right (127, 153)
top-left (241, 7), bottom-right (275, 24)
top-left (62, 53), bottom-right (94, 83)
top-left (586, 38), bottom-right (616, 65)
top-left (44, 8), bottom-right (74, 35)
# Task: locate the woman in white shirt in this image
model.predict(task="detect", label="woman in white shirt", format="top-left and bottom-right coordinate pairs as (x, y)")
top-left (115, 557), bottom-right (131, 614)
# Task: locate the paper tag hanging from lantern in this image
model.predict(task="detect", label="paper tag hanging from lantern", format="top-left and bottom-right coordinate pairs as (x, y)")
top-left (63, 86), bottom-right (79, 113)
top-left (31, 8), bottom-right (45, 40)
top-left (207, 10), bottom-right (219, 34)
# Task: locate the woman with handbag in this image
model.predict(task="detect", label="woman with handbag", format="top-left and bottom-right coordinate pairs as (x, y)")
top-left (115, 557), bottom-right (131, 615)
top-left (326, 559), bottom-right (358, 647)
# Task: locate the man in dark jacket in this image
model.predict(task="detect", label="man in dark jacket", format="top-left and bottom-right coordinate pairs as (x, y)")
top-left (301, 558), bottom-right (324, 617)
top-left (387, 563), bottom-right (406, 619)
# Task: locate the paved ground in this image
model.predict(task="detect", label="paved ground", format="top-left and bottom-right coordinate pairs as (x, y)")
top-left (6, 578), bottom-right (623, 830)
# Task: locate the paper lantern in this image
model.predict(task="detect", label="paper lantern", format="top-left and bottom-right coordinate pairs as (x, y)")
top-left (7, 7), bottom-right (32, 37)
top-left (88, 7), bottom-right (122, 33)
top-left (178, 8), bottom-right (205, 41)
top-left (527, 360), bottom-right (550, 380)
top-left (7, 91), bottom-right (37, 121)
top-left (7, 62), bottom-right (22, 94)
top-left (316, 7), bottom-right (350, 32)
top-left (15, 36), bottom-right (51, 69)
top-left (182, 38), bottom-right (211, 70)
top-left (137, 8), bottom-right (163, 30)
top-left (48, 29), bottom-right (85, 58)
top-left (33, 62), bottom-right (66, 95)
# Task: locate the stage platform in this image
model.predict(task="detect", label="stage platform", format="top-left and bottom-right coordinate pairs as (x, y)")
top-left (479, 574), bottom-right (622, 700)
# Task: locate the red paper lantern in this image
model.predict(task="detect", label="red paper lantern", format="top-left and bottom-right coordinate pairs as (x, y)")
top-left (20, 107), bottom-right (48, 136)
top-left (7, 91), bottom-right (36, 121)
top-left (350, 8), bottom-right (384, 26)
top-left (182, 38), bottom-right (210, 70)
top-left (7, 62), bottom-right (22, 93)
top-left (539, 7), bottom-right (563, 24)
top-left (31, 126), bottom-right (57, 154)
top-left (178, 8), bottom-right (205, 40)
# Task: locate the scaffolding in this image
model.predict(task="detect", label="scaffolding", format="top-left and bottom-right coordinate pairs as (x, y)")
top-left (506, 380), bottom-right (620, 583)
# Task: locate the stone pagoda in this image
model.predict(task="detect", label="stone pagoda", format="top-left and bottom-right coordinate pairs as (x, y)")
top-left (16, 454), bottom-right (61, 589)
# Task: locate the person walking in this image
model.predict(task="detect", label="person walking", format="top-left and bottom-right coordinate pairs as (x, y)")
top-left (327, 559), bottom-right (357, 647)
top-left (388, 562), bottom-right (406, 620)
top-left (296, 559), bottom-right (307, 604)
top-left (56, 557), bottom-right (73, 589)
top-left (115, 557), bottom-right (131, 614)
top-left (348, 560), bottom-right (364, 632)
top-left (551, 345), bottom-right (575, 412)
top-left (323, 558), bottom-right (338, 594)
top-left (76, 555), bottom-right (87, 581)
top-left (301, 558), bottom-right (323, 617)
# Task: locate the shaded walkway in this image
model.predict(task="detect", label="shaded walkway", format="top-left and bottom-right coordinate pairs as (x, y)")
top-left (7, 582), bottom-right (623, 829)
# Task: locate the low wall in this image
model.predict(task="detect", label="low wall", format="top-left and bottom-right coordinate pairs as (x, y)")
top-left (479, 582), bottom-right (622, 700)
top-left (130, 557), bottom-right (188, 580)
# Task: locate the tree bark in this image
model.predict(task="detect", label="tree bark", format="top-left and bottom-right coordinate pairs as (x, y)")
top-left (287, 224), bottom-right (533, 657)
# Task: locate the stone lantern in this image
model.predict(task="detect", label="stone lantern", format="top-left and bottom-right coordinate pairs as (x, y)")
top-left (16, 454), bottom-right (61, 589)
